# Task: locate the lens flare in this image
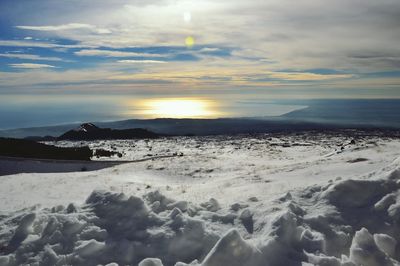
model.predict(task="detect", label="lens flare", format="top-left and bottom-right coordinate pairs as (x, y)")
top-left (185, 36), bottom-right (195, 48)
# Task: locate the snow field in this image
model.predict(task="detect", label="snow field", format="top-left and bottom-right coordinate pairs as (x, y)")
top-left (0, 159), bottom-right (400, 265)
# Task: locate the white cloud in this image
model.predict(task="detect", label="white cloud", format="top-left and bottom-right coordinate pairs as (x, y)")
top-left (0, 53), bottom-right (64, 61)
top-left (267, 71), bottom-right (354, 81)
top-left (118, 60), bottom-right (166, 64)
top-left (0, 40), bottom-right (95, 49)
top-left (16, 23), bottom-right (111, 34)
top-left (200, 47), bottom-right (221, 53)
top-left (9, 63), bottom-right (56, 69)
top-left (75, 49), bottom-right (163, 58)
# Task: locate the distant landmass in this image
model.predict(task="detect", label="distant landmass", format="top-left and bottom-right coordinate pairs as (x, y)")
top-left (282, 99), bottom-right (400, 127)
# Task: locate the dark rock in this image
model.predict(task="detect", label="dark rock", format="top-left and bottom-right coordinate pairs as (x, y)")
top-left (0, 138), bottom-right (92, 161)
top-left (58, 123), bottom-right (159, 141)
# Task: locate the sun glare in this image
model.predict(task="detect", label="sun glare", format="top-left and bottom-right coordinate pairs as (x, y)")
top-left (135, 98), bottom-right (218, 118)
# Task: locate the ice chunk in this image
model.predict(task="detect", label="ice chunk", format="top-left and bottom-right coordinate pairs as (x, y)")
top-left (323, 179), bottom-right (397, 208)
top-left (387, 169), bottom-right (400, 180)
top-left (174, 260), bottom-right (200, 266)
top-left (0, 255), bottom-right (15, 266)
top-left (167, 201), bottom-right (189, 212)
top-left (66, 203), bottom-right (78, 213)
top-left (288, 202), bottom-right (305, 216)
top-left (41, 245), bottom-right (59, 265)
top-left (300, 229), bottom-right (325, 253)
top-left (139, 258), bottom-right (164, 266)
top-left (75, 240), bottom-right (106, 258)
top-left (248, 197), bottom-right (259, 202)
top-left (374, 193), bottom-right (397, 211)
top-left (387, 200), bottom-right (400, 222)
top-left (349, 228), bottom-right (394, 266)
top-left (201, 198), bottom-right (221, 212)
top-left (305, 252), bottom-right (345, 266)
top-left (373, 233), bottom-right (397, 257)
top-left (211, 213), bottom-right (237, 224)
top-left (230, 202), bottom-right (249, 212)
top-left (201, 229), bottom-right (259, 266)
top-left (280, 192), bottom-right (292, 202)
top-left (7, 213), bottom-right (36, 253)
top-left (144, 190), bottom-right (175, 213)
top-left (239, 209), bottom-right (254, 234)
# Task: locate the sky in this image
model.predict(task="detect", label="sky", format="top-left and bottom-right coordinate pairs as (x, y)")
top-left (0, 0), bottom-right (399, 127)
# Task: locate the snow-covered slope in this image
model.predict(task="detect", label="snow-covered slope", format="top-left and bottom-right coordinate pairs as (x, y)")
top-left (0, 133), bottom-right (399, 265)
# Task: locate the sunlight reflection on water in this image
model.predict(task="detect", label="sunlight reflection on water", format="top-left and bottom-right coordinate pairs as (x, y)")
top-left (125, 98), bottom-right (222, 118)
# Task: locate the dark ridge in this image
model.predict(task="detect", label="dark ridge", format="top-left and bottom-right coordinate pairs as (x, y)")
top-left (0, 138), bottom-right (92, 161)
top-left (2, 117), bottom-right (400, 140)
top-left (24, 136), bottom-right (57, 141)
top-left (58, 124), bottom-right (160, 141)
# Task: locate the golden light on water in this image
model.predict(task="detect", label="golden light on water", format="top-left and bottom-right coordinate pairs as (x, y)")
top-left (130, 98), bottom-right (220, 118)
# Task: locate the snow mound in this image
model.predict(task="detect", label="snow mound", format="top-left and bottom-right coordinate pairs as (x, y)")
top-left (1, 166), bottom-right (400, 265)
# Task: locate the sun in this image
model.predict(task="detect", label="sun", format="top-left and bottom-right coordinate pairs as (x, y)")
top-left (183, 11), bottom-right (191, 23)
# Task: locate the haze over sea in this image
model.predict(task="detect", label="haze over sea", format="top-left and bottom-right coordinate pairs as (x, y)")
top-left (1, 97), bottom-right (399, 130)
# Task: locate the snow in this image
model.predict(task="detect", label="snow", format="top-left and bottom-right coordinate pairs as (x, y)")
top-left (0, 132), bottom-right (400, 265)
top-left (349, 228), bottom-right (396, 266)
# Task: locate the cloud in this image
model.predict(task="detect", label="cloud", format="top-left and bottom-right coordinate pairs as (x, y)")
top-left (267, 72), bottom-right (354, 81)
top-left (75, 49), bottom-right (163, 58)
top-left (118, 60), bottom-right (166, 64)
top-left (16, 23), bottom-right (111, 34)
top-left (10, 1), bottom-right (400, 70)
top-left (199, 47), bottom-right (221, 53)
top-left (0, 40), bottom-right (95, 49)
top-left (9, 63), bottom-right (56, 69)
top-left (110, 59), bottom-right (353, 84)
top-left (0, 58), bottom-right (397, 98)
top-left (0, 53), bottom-right (64, 61)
